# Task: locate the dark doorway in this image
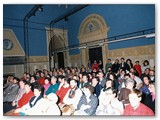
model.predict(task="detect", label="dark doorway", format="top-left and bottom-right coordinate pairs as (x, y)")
top-left (89, 47), bottom-right (103, 64)
top-left (57, 52), bottom-right (64, 69)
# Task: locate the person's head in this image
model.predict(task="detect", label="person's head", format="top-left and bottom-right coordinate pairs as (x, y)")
top-left (58, 75), bottom-right (65, 83)
top-left (30, 76), bottom-right (36, 83)
top-left (124, 73), bottom-right (131, 80)
top-left (129, 89), bottom-right (142, 109)
top-left (143, 76), bottom-right (150, 85)
top-left (148, 81), bottom-right (155, 93)
top-left (107, 58), bottom-right (111, 63)
top-left (19, 80), bottom-right (25, 89)
top-left (129, 72), bottom-right (135, 79)
top-left (143, 60), bottom-right (149, 66)
top-left (125, 78), bottom-right (135, 90)
top-left (135, 61), bottom-right (139, 65)
top-left (34, 85), bottom-right (43, 96)
top-left (70, 79), bottom-right (78, 89)
top-left (121, 58), bottom-right (125, 62)
top-left (145, 68), bottom-right (150, 75)
top-left (105, 79), bottom-right (113, 89)
top-left (82, 74), bottom-right (88, 83)
top-left (92, 77), bottom-right (99, 86)
top-left (108, 73), bottom-right (115, 80)
top-left (98, 72), bottom-right (104, 78)
top-left (126, 59), bottom-right (132, 64)
top-left (105, 87), bottom-right (117, 103)
top-left (24, 82), bottom-right (31, 93)
top-left (115, 59), bottom-right (119, 63)
top-left (149, 70), bottom-right (155, 76)
top-left (94, 60), bottom-right (97, 64)
top-left (40, 72), bottom-right (45, 77)
top-left (44, 77), bottom-right (51, 85)
top-left (63, 77), bottom-right (70, 85)
top-left (82, 84), bottom-right (94, 96)
top-left (50, 76), bottom-right (57, 85)
top-left (13, 77), bottom-right (19, 84)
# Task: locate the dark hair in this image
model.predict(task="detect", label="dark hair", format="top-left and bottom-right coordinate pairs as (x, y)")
top-left (64, 77), bottom-right (70, 84)
top-left (143, 60), bottom-right (149, 66)
top-left (84, 84), bottom-right (94, 94)
top-left (34, 85), bottom-right (43, 92)
top-left (45, 77), bottom-right (51, 82)
top-left (106, 87), bottom-right (118, 97)
top-left (129, 89), bottom-right (142, 98)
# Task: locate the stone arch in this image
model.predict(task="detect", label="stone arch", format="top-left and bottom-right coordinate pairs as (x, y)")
top-left (46, 27), bottom-right (69, 69)
top-left (78, 14), bottom-right (110, 70)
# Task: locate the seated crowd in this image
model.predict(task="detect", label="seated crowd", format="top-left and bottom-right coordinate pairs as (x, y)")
top-left (3, 58), bottom-right (155, 116)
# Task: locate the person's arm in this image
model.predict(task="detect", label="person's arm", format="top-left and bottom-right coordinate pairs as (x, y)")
top-left (84, 96), bottom-right (98, 115)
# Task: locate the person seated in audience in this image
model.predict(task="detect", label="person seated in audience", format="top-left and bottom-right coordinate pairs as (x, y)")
top-left (134, 61), bottom-right (142, 77)
top-left (4, 82), bottom-right (34, 116)
top-left (91, 77), bottom-right (102, 98)
top-left (96, 87), bottom-right (124, 115)
top-left (123, 89), bottom-right (154, 116)
top-left (141, 68), bottom-right (150, 80)
top-left (141, 60), bottom-right (150, 74)
top-left (14, 85), bottom-right (44, 115)
top-left (62, 79), bottom-right (82, 115)
top-left (43, 77), bottom-right (51, 96)
top-left (30, 75), bottom-right (38, 92)
top-left (3, 77), bottom-right (21, 113)
top-left (3, 77), bottom-right (19, 103)
top-left (140, 76), bottom-right (151, 96)
top-left (143, 81), bottom-right (155, 113)
top-left (56, 77), bottom-right (70, 105)
top-left (149, 70), bottom-right (155, 82)
top-left (74, 84), bottom-right (98, 115)
top-left (24, 93), bottom-right (61, 115)
top-left (129, 72), bottom-right (143, 90)
top-left (108, 72), bottom-right (119, 90)
top-left (37, 72), bottom-right (45, 85)
top-left (3, 75), bottom-right (14, 90)
top-left (79, 74), bottom-right (91, 89)
top-left (97, 71), bottom-right (106, 88)
top-left (20, 73), bottom-right (27, 81)
top-left (45, 76), bottom-right (59, 95)
top-left (118, 78), bottom-right (135, 106)
top-left (99, 79), bottom-right (113, 101)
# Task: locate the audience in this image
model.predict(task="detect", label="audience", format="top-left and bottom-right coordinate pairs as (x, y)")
top-left (3, 58), bottom-right (155, 116)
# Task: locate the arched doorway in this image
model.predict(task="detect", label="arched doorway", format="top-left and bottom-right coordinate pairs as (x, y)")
top-left (47, 28), bottom-right (69, 70)
top-left (78, 14), bottom-right (110, 71)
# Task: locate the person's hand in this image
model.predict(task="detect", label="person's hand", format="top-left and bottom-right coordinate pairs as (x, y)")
top-left (12, 101), bottom-right (16, 106)
top-left (14, 108), bottom-right (21, 113)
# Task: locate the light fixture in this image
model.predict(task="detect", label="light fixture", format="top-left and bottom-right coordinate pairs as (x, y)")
top-left (146, 33), bottom-right (155, 38)
top-left (99, 43), bottom-right (104, 46)
top-left (78, 46), bottom-right (87, 49)
top-left (38, 6), bottom-right (43, 12)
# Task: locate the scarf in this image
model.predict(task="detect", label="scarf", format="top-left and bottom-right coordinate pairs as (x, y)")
top-left (68, 87), bottom-right (78, 98)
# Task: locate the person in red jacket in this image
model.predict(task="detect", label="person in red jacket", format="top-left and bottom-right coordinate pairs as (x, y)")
top-left (134, 61), bottom-right (142, 77)
top-left (4, 81), bottom-right (34, 116)
top-left (56, 77), bottom-right (70, 104)
top-left (123, 89), bottom-right (154, 116)
top-left (92, 60), bottom-right (99, 71)
top-left (16, 82), bottom-right (34, 109)
top-left (37, 72), bottom-right (45, 85)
